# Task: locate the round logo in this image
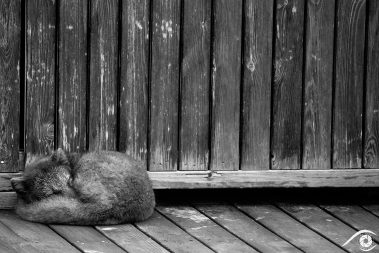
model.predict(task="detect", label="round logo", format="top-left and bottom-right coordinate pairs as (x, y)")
top-left (360, 234), bottom-right (373, 249)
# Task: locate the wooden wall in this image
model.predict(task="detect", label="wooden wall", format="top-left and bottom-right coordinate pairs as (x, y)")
top-left (0, 0), bottom-right (379, 179)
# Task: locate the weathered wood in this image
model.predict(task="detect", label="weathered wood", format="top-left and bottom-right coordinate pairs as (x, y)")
top-left (97, 224), bottom-right (169, 253)
top-left (241, 0), bottom-right (273, 171)
top-left (321, 205), bottom-right (379, 242)
top-left (180, 0), bottom-right (211, 171)
top-left (211, 0), bottom-right (242, 171)
top-left (0, 192), bottom-right (16, 209)
top-left (58, 0), bottom-right (87, 152)
top-left (333, 0), bottom-right (366, 168)
top-left (364, 0), bottom-right (379, 168)
top-left (135, 211), bottom-right (214, 253)
top-left (51, 225), bottom-right (126, 253)
top-left (0, 221), bottom-right (41, 253)
top-left (25, 0), bottom-right (56, 155)
top-left (0, 211), bottom-right (80, 253)
top-left (89, 0), bottom-right (118, 151)
top-left (158, 206), bottom-right (257, 253)
top-left (363, 205), bottom-right (379, 217)
top-left (119, 0), bottom-right (149, 163)
top-left (271, 0), bottom-right (304, 170)
top-left (302, 0), bottom-right (335, 170)
top-left (0, 173), bottom-right (22, 191)
top-left (148, 169), bottom-right (379, 189)
top-left (236, 204), bottom-right (345, 252)
top-left (279, 204), bottom-right (360, 252)
top-left (196, 204), bottom-right (302, 252)
top-left (149, 0), bottom-right (180, 171)
top-left (0, 0), bottom-right (20, 172)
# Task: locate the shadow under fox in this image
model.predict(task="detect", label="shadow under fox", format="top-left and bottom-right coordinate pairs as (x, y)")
top-left (11, 149), bottom-right (155, 225)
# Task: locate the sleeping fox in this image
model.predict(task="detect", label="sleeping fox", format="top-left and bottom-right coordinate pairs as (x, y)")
top-left (10, 149), bottom-right (155, 225)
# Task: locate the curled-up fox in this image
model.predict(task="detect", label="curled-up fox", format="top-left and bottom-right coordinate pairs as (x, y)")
top-left (10, 149), bottom-right (155, 225)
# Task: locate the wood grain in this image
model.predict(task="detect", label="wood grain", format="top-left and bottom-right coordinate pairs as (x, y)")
top-left (149, 0), bottom-right (180, 171)
top-left (89, 0), bottom-right (118, 151)
top-left (236, 204), bottom-right (345, 252)
top-left (135, 211), bottom-right (214, 253)
top-left (0, 0), bottom-right (21, 172)
top-left (97, 224), bottom-right (169, 253)
top-left (0, 173), bottom-right (22, 191)
top-left (148, 169), bottom-right (379, 189)
top-left (119, 0), bottom-right (149, 163)
top-left (180, 0), bottom-right (211, 171)
top-left (302, 0), bottom-right (335, 170)
top-left (0, 221), bottom-right (41, 253)
top-left (58, 0), bottom-right (87, 153)
top-left (211, 0), bottom-right (242, 171)
top-left (0, 211), bottom-right (80, 253)
top-left (241, 0), bottom-right (273, 171)
top-left (196, 204), bottom-right (302, 253)
top-left (25, 0), bottom-right (56, 155)
top-left (364, 0), bottom-right (379, 168)
top-left (271, 0), bottom-right (304, 170)
top-left (0, 192), bottom-right (16, 209)
top-left (158, 206), bottom-right (257, 253)
top-left (333, 0), bottom-right (366, 168)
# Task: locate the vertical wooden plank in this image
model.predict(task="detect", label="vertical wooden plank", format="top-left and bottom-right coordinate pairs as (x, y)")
top-left (149, 0), bottom-right (180, 171)
top-left (241, 0), bottom-right (273, 170)
top-left (119, 0), bottom-right (149, 162)
top-left (25, 0), bottom-right (56, 155)
top-left (180, 0), bottom-right (211, 171)
top-left (271, 0), bottom-right (304, 170)
top-left (0, 0), bottom-right (20, 172)
top-left (58, 0), bottom-right (87, 152)
top-left (302, 0), bottom-right (335, 169)
top-left (333, 0), bottom-right (366, 169)
top-left (364, 0), bottom-right (379, 168)
top-left (211, 0), bottom-right (242, 171)
top-left (89, 0), bottom-right (118, 151)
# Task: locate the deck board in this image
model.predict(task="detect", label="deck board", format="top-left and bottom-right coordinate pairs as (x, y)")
top-left (158, 206), bottom-right (258, 253)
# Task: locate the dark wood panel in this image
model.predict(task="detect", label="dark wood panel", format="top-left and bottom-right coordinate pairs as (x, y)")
top-left (211, 0), bottom-right (242, 171)
top-left (364, 0), bottom-right (379, 168)
top-left (89, 0), bottom-right (118, 151)
top-left (241, 0), bottom-right (273, 170)
top-left (180, 0), bottom-right (211, 171)
top-left (149, 0), bottom-right (180, 171)
top-left (302, 0), bottom-right (335, 170)
top-left (25, 0), bottom-right (56, 155)
top-left (271, 0), bottom-right (304, 170)
top-left (58, 0), bottom-right (87, 152)
top-left (119, 0), bottom-right (149, 163)
top-left (333, 0), bottom-right (366, 168)
top-left (0, 0), bottom-right (20, 172)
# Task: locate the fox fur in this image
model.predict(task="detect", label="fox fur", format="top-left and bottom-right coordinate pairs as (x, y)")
top-left (10, 149), bottom-right (155, 225)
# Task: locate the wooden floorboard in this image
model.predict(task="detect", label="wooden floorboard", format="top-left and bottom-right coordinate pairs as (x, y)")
top-left (236, 204), bottom-right (346, 253)
top-left (362, 204), bottom-right (379, 217)
top-left (195, 204), bottom-right (302, 253)
top-left (158, 205), bottom-right (258, 253)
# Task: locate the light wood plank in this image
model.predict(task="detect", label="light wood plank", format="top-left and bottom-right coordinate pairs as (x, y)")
top-left (51, 225), bottom-right (125, 253)
top-left (211, 0), bottom-right (242, 171)
top-left (321, 205), bottom-right (379, 242)
top-left (96, 224), bottom-right (169, 253)
top-left (196, 204), bottom-right (302, 253)
top-left (158, 206), bottom-right (257, 253)
top-left (148, 169), bottom-right (379, 189)
top-left (0, 192), bottom-right (17, 209)
top-left (302, 0), bottom-right (335, 170)
top-left (0, 0), bottom-right (21, 172)
top-left (135, 211), bottom-right (214, 253)
top-left (279, 204), bottom-right (360, 252)
top-left (180, 0), bottom-right (211, 171)
top-left (0, 173), bottom-right (22, 191)
top-left (236, 204), bottom-right (345, 252)
top-left (0, 211), bottom-right (80, 253)
top-left (241, 0), bottom-right (273, 171)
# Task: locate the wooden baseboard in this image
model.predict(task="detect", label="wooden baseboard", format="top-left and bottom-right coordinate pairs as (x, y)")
top-left (148, 169), bottom-right (379, 189)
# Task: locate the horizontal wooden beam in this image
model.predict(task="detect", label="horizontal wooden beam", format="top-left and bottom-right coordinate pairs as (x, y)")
top-left (0, 192), bottom-right (17, 209)
top-left (148, 169), bottom-right (379, 189)
top-left (0, 173), bottom-right (22, 191)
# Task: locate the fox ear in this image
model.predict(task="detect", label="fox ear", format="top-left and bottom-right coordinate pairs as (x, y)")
top-left (51, 148), bottom-right (69, 165)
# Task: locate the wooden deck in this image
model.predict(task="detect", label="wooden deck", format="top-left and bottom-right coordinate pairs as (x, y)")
top-left (1, 200), bottom-right (379, 253)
